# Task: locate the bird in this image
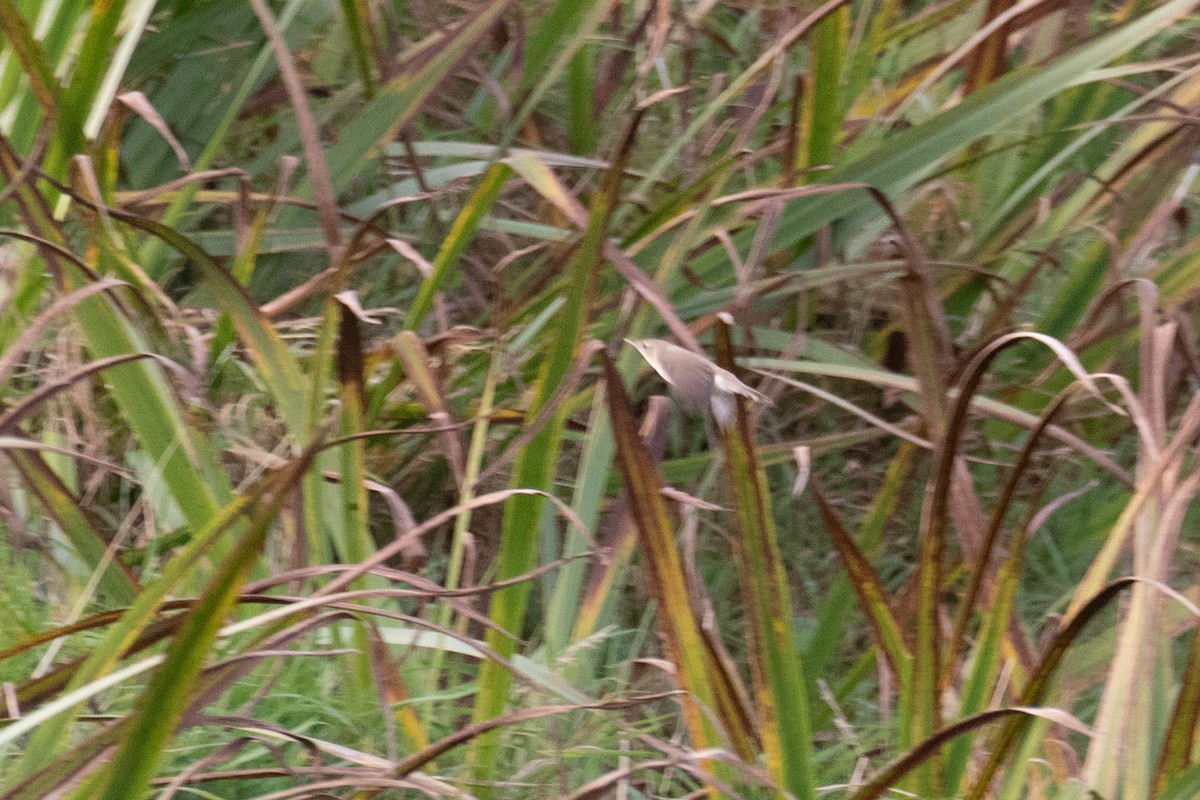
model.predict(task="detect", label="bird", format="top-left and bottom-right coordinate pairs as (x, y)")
top-left (625, 338), bottom-right (771, 427)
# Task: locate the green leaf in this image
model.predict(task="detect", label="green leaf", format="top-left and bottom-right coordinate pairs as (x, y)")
top-left (320, 0), bottom-right (514, 194)
top-left (690, 0), bottom-right (1200, 274)
top-left (466, 114), bottom-right (636, 791)
top-left (714, 322), bottom-right (815, 800)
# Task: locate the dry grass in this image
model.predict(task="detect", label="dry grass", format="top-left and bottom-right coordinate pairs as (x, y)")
top-left (1, 1), bottom-right (1200, 798)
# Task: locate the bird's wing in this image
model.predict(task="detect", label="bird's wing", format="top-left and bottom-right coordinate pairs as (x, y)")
top-left (665, 358), bottom-right (715, 415)
top-left (712, 367), bottom-right (772, 406)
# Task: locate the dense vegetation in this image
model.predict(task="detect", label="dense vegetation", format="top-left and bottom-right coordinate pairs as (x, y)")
top-left (2, 1), bottom-right (1200, 798)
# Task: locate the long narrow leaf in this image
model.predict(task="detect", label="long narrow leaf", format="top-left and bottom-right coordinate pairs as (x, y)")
top-left (713, 322), bottom-right (815, 800)
top-left (601, 354), bottom-right (751, 782)
top-left (466, 111), bottom-right (641, 790)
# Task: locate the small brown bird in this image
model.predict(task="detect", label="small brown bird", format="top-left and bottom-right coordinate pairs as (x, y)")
top-left (625, 338), bottom-right (771, 427)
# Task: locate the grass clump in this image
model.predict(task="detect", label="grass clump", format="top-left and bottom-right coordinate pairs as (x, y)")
top-left (2, 1), bottom-right (1200, 799)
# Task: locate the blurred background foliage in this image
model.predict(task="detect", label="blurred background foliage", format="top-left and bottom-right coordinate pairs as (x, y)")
top-left (2, 0), bottom-right (1200, 798)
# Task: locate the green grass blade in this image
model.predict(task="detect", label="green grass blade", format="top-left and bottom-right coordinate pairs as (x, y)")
top-left (1155, 625), bottom-right (1200, 792)
top-left (109, 208), bottom-right (310, 435)
top-left (601, 353), bottom-right (750, 783)
top-left (0, 137), bottom-right (232, 535)
top-left (566, 46), bottom-right (597, 154)
top-left (688, 0), bottom-right (1200, 276)
top-left (5, 451), bottom-right (138, 603)
top-left (464, 127), bottom-right (630, 792)
top-left (406, 162), bottom-right (511, 330)
top-left (943, 534), bottom-right (1021, 794)
top-left (966, 579), bottom-right (1139, 800)
top-left (9, 478), bottom-right (259, 779)
top-left (713, 323), bottom-right (815, 800)
top-left (85, 453), bottom-right (314, 800)
top-left (0, 0), bottom-right (61, 117)
top-left (850, 706), bottom-right (1093, 800)
top-left (337, 0), bottom-right (378, 97)
top-left (544, 384), bottom-right (615, 660)
top-left (321, 0), bottom-right (513, 195)
top-left (1158, 766), bottom-right (1200, 800)
top-left (805, 442), bottom-right (914, 680)
top-left (809, 481), bottom-right (912, 681)
top-left (524, 0), bottom-right (594, 92)
top-left (139, 0), bottom-right (307, 275)
top-left (804, 8), bottom-right (848, 172)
